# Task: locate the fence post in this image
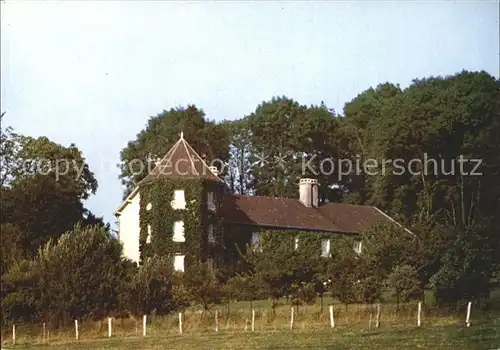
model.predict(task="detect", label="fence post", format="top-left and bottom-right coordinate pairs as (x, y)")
top-left (290, 307), bottom-right (294, 330)
top-left (12, 324), bottom-right (16, 345)
top-left (251, 309), bottom-right (255, 331)
top-left (375, 304), bottom-right (381, 328)
top-left (215, 310), bottom-right (219, 332)
top-left (43, 322), bottom-right (46, 342)
top-left (75, 320), bottom-right (79, 340)
top-left (108, 317), bottom-right (112, 337)
top-left (417, 302), bottom-right (422, 327)
top-left (142, 315), bottom-right (147, 336)
top-left (179, 312), bottom-right (183, 334)
top-left (466, 301), bottom-right (472, 327)
top-left (245, 318), bottom-right (248, 331)
top-left (329, 305), bottom-right (335, 328)
top-left (369, 313), bottom-right (372, 329)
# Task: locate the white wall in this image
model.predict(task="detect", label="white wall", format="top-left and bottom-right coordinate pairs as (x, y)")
top-left (118, 192), bottom-right (141, 263)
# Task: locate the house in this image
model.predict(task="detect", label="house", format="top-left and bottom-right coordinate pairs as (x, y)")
top-left (114, 133), bottom-right (406, 271)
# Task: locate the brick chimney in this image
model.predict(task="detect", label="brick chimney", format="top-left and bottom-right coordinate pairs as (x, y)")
top-left (299, 178), bottom-right (319, 207)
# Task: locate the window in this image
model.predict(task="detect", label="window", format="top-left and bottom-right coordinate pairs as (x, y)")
top-left (174, 254), bottom-right (185, 272)
top-left (251, 232), bottom-right (262, 252)
top-left (173, 221), bottom-right (185, 242)
top-left (353, 241), bottom-right (362, 255)
top-left (207, 257), bottom-right (215, 270)
top-left (294, 236), bottom-right (299, 250)
top-left (146, 203), bottom-right (152, 211)
top-left (146, 225), bottom-right (152, 243)
top-left (207, 191), bottom-right (215, 211)
top-left (207, 224), bottom-right (215, 243)
top-left (321, 239), bottom-right (331, 258)
top-left (171, 190), bottom-right (186, 210)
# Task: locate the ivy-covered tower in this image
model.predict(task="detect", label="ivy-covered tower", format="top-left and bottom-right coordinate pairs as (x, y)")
top-left (137, 133), bottom-right (225, 272)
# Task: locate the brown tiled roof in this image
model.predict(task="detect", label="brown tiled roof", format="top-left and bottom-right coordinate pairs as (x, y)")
top-left (140, 134), bottom-right (221, 184)
top-left (223, 194), bottom-right (393, 234)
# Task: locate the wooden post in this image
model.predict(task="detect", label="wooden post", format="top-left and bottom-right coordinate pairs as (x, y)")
top-left (369, 313), bottom-right (372, 329)
top-left (251, 309), bottom-right (255, 331)
top-left (75, 320), bottom-right (79, 340)
top-left (329, 305), bottom-right (334, 328)
top-left (290, 307), bottom-right (294, 330)
top-left (43, 322), bottom-right (46, 342)
top-left (12, 324), bottom-right (16, 345)
top-left (179, 312), bottom-right (183, 334)
top-left (142, 315), bottom-right (147, 336)
top-left (215, 310), bottom-right (219, 332)
top-left (417, 302), bottom-right (422, 327)
top-left (245, 318), bottom-right (248, 331)
top-left (466, 301), bottom-right (472, 327)
top-left (108, 317), bottom-right (112, 337)
top-left (375, 304), bottom-right (381, 328)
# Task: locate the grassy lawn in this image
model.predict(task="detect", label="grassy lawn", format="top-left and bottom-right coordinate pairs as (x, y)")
top-left (8, 320), bottom-right (500, 349)
top-left (4, 292), bottom-right (500, 349)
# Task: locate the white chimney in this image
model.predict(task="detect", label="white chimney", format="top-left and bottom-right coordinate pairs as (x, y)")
top-left (299, 178), bottom-right (319, 207)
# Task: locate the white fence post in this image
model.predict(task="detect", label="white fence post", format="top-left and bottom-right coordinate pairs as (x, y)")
top-left (108, 317), bottom-right (112, 337)
top-left (375, 304), bottom-right (381, 328)
top-left (290, 307), bottom-right (294, 330)
top-left (466, 301), bottom-right (472, 327)
top-left (43, 322), bottom-right (46, 342)
top-left (75, 320), bottom-right (79, 340)
top-left (179, 312), bottom-right (183, 334)
top-left (251, 309), bottom-right (255, 332)
top-left (245, 318), bottom-right (248, 331)
top-left (12, 324), bottom-right (16, 345)
top-left (215, 310), bottom-right (219, 332)
top-left (369, 313), bottom-right (372, 329)
top-left (417, 302), bottom-right (422, 327)
top-left (142, 315), bottom-right (147, 337)
top-left (329, 305), bottom-right (335, 328)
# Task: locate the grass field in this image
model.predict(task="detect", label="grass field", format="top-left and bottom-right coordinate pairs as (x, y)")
top-left (5, 321), bottom-right (500, 349)
top-left (3, 295), bottom-right (500, 349)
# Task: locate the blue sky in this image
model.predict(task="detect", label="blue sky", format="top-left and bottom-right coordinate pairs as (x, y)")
top-left (1, 1), bottom-right (499, 227)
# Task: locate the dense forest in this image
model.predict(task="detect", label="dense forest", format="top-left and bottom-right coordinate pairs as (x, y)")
top-left (1, 70), bottom-right (499, 327)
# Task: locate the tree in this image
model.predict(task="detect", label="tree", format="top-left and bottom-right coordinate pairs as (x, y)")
top-left (225, 274), bottom-right (261, 311)
top-left (247, 97), bottom-right (341, 201)
top-left (0, 127), bottom-right (104, 255)
top-left (35, 224), bottom-right (125, 326)
top-left (183, 261), bottom-right (223, 311)
top-left (385, 265), bottom-right (421, 311)
top-left (122, 256), bottom-right (180, 317)
top-left (221, 119), bottom-right (253, 195)
top-left (0, 223), bottom-right (25, 276)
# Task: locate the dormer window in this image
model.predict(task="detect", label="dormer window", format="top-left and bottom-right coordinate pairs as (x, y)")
top-left (321, 239), bottom-right (331, 258)
top-left (353, 240), bottom-right (362, 255)
top-left (173, 221), bottom-right (185, 242)
top-left (251, 232), bottom-right (262, 252)
top-left (207, 191), bottom-right (215, 211)
top-left (171, 190), bottom-right (186, 210)
top-left (207, 224), bottom-right (215, 243)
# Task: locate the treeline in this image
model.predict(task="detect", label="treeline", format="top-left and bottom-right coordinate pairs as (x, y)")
top-left (1, 70), bottom-right (499, 326)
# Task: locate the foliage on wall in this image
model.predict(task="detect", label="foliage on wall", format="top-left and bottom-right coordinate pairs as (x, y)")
top-left (138, 178), bottom-right (224, 269)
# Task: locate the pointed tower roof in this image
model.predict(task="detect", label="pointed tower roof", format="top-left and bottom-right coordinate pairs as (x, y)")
top-left (140, 132), bottom-right (222, 184)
